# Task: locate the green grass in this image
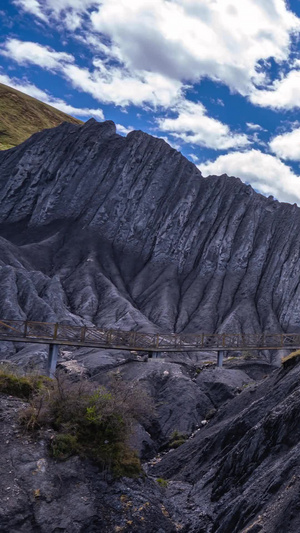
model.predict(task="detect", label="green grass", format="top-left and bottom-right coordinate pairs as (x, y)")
top-left (168, 430), bottom-right (187, 449)
top-left (156, 477), bottom-right (168, 488)
top-left (0, 83), bottom-right (82, 150)
top-left (0, 366), bottom-right (50, 399)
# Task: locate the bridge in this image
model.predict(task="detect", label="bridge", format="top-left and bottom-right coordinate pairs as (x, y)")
top-left (0, 319), bottom-right (298, 377)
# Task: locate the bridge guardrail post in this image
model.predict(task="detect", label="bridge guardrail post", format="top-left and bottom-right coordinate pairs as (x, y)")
top-left (53, 323), bottom-right (58, 341)
top-left (130, 331), bottom-right (136, 347)
top-left (155, 334), bottom-right (159, 349)
top-left (23, 321), bottom-right (28, 338)
top-left (80, 326), bottom-right (86, 342)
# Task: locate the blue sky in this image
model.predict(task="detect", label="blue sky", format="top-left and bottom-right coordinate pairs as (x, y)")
top-left (2, 1), bottom-right (300, 203)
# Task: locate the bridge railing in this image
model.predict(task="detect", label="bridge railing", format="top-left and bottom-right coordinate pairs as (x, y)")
top-left (1, 319), bottom-right (300, 350)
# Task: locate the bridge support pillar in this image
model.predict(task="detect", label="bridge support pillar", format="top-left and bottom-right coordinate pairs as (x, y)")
top-left (47, 344), bottom-right (59, 378)
top-left (149, 351), bottom-right (160, 359)
top-left (217, 350), bottom-right (224, 368)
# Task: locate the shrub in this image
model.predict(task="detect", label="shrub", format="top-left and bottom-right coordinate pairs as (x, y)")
top-left (0, 364), bottom-right (49, 399)
top-left (156, 477), bottom-right (168, 488)
top-left (50, 433), bottom-right (78, 459)
top-left (21, 371), bottom-right (154, 477)
top-left (168, 430), bottom-right (187, 449)
top-left (205, 408), bottom-right (217, 420)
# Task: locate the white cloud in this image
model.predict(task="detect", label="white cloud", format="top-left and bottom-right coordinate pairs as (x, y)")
top-left (270, 128), bottom-right (300, 161)
top-left (246, 122), bottom-right (264, 131)
top-left (13, 0), bottom-right (48, 21)
top-left (250, 70), bottom-right (300, 109)
top-left (116, 123), bottom-right (133, 135)
top-left (63, 61), bottom-right (183, 107)
top-left (200, 149), bottom-right (300, 204)
top-left (188, 153), bottom-right (199, 163)
top-left (89, 0), bottom-right (300, 94)
top-left (1, 39), bottom-right (74, 70)
top-left (158, 101), bottom-right (250, 150)
top-left (14, 0), bottom-right (300, 97)
top-left (2, 37), bottom-right (183, 108)
top-left (0, 73), bottom-right (104, 119)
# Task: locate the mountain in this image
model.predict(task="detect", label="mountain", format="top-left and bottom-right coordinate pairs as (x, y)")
top-left (0, 119), bottom-right (299, 364)
top-left (1, 118), bottom-right (300, 532)
top-left (0, 83), bottom-right (82, 150)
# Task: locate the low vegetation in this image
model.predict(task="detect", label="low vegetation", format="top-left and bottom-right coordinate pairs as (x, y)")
top-left (168, 429), bottom-right (187, 449)
top-left (156, 477), bottom-right (168, 488)
top-left (0, 364), bottom-right (49, 398)
top-left (0, 365), bottom-right (154, 477)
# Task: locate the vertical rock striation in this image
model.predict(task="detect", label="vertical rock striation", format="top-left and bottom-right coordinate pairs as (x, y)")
top-left (0, 119), bottom-right (300, 352)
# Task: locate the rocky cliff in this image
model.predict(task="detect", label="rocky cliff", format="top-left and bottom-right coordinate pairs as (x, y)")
top-left (0, 119), bottom-right (300, 359)
top-left (1, 119), bottom-right (300, 532)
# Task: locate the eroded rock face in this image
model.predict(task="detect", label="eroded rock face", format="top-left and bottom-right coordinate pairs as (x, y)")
top-left (0, 395), bottom-right (176, 533)
top-left (151, 363), bottom-right (300, 533)
top-left (2, 359), bottom-right (300, 532)
top-left (0, 119), bottom-right (300, 369)
top-left (2, 119), bottom-right (300, 532)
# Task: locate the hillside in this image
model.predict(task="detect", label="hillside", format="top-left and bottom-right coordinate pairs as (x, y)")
top-left (0, 83), bottom-right (82, 150)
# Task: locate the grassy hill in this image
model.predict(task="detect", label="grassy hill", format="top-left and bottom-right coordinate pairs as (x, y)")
top-left (0, 83), bottom-right (83, 150)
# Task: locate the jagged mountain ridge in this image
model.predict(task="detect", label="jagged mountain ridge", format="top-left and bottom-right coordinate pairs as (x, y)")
top-left (0, 119), bottom-right (300, 350)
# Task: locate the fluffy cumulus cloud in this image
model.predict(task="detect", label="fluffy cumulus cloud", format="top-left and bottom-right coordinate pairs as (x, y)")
top-left (116, 123), bottom-right (134, 136)
top-left (7, 0), bottom-right (300, 206)
top-left (63, 62), bottom-right (183, 108)
top-left (14, 0), bottom-right (300, 96)
top-left (270, 128), bottom-right (300, 161)
top-left (1, 38), bottom-right (183, 108)
top-left (251, 70), bottom-right (300, 109)
top-left (246, 123), bottom-right (264, 131)
top-left (1, 39), bottom-right (74, 69)
top-left (200, 150), bottom-right (300, 204)
top-left (0, 73), bottom-right (104, 119)
top-left (158, 101), bottom-right (250, 150)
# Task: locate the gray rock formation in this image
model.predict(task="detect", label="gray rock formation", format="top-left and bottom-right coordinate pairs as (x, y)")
top-left (1, 355), bottom-right (300, 532)
top-left (0, 119), bottom-right (300, 369)
top-left (151, 361), bottom-right (300, 533)
top-left (1, 119), bottom-right (300, 532)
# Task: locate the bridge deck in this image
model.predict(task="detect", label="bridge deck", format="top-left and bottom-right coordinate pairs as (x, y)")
top-left (0, 319), bottom-right (299, 352)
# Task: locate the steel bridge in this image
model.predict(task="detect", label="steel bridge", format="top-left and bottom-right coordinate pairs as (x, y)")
top-left (0, 319), bottom-right (298, 377)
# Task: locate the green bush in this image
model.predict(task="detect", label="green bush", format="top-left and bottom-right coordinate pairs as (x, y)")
top-left (168, 430), bottom-right (187, 449)
top-left (21, 371), bottom-right (154, 477)
top-left (50, 433), bottom-right (78, 459)
top-left (0, 365), bottom-right (49, 399)
top-left (156, 477), bottom-right (168, 488)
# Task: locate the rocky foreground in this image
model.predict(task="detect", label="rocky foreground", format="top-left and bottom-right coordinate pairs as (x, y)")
top-left (0, 356), bottom-right (299, 532)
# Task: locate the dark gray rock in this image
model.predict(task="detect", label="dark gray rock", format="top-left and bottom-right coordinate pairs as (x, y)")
top-left (196, 367), bottom-right (250, 406)
top-left (0, 120), bottom-right (300, 367)
top-left (150, 363), bottom-right (300, 532)
top-left (2, 119), bottom-right (300, 532)
top-left (0, 395), bottom-right (176, 533)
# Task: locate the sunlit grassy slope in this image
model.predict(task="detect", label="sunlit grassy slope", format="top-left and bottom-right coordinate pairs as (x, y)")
top-left (0, 83), bottom-right (83, 150)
